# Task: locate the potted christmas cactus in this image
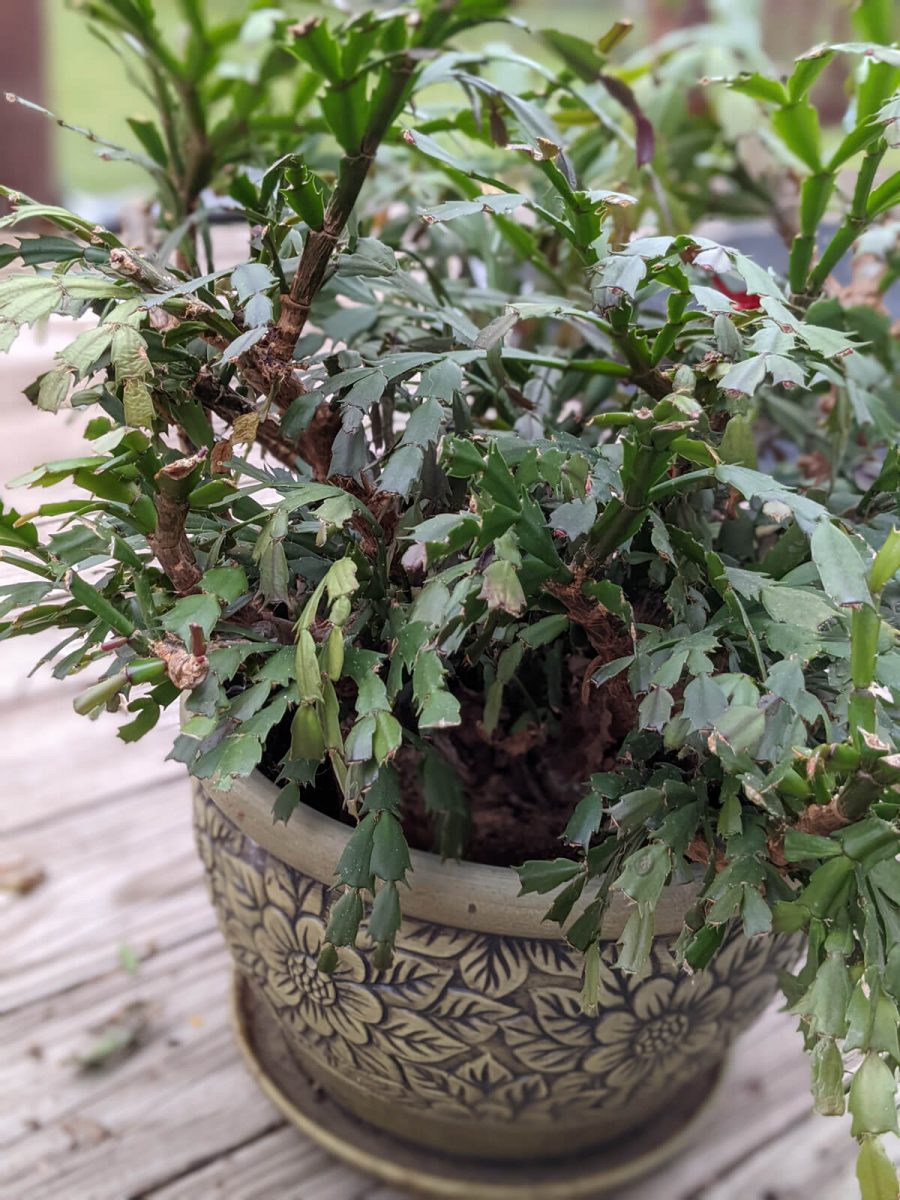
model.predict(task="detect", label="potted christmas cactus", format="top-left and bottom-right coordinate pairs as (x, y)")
top-left (1, 0), bottom-right (899, 1195)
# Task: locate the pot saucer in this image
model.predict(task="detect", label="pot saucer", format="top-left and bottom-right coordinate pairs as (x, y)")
top-left (231, 972), bottom-right (725, 1199)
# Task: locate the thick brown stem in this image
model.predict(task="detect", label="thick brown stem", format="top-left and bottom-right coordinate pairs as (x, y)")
top-left (148, 451), bottom-right (206, 594)
top-left (233, 58), bottom-right (415, 478)
top-left (149, 491), bottom-right (202, 593)
top-left (545, 571), bottom-right (628, 656)
top-left (266, 57), bottom-right (416, 363)
top-left (795, 774), bottom-right (881, 833)
top-left (630, 366), bottom-right (673, 401)
top-left (767, 773), bottom-right (881, 867)
top-left (200, 372), bottom-right (341, 479)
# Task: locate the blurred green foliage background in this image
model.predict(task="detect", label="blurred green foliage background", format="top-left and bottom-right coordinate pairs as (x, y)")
top-left (45, 0), bottom-right (851, 197)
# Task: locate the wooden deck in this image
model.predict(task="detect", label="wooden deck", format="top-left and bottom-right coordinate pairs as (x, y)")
top-left (0, 331), bottom-right (894, 1200)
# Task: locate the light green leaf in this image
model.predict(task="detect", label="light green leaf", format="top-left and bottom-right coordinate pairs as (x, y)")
top-left (379, 445), bottom-right (424, 498)
top-left (762, 586), bottom-right (839, 631)
top-left (201, 566), bottom-right (249, 603)
top-left (420, 193), bottom-right (528, 223)
top-left (682, 674), bottom-right (728, 731)
top-left (638, 686), bottom-right (673, 732)
top-left (615, 906), bottom-right (654, 974)
top-left (613, 843), bottom-right (670, 906)
top-left (123, 378), bottom-right (155, 429)
top-left (110, 324), bottom-right (151, 378)
top-left (37, 368), bottom-right (71, 413)
top-left (418, 689), bottom-right (461, 730)
top-left (849, 1054), bottom-right (900, 1138)
top-left (162, 593), bottom-right (220, 645)
top-left (517, 858), bottom-right (582, 895)
top-left (59, 325), bottom-right (115, 374)
top-left (856, 1136), bottom-right (900, 1200)
top-left (400, 398), bottom-right (444, 447)
top-left (0, 275), bottom-right (63, 323)
top-left (550, 498), bottom-right (597, 541)
top-left (712, 705), bottom-right (765, 754)
top-left (811, 521), bottom-right (873, 609)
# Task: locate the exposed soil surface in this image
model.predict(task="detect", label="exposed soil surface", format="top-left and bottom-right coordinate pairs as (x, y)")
top-left (396, 651), bottom-right (636, 865)
top-left (261, 621), bottom-right (638, 868)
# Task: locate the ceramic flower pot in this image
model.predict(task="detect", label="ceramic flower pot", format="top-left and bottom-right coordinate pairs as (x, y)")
top-left (193, 773), bottom-right (796, 1198)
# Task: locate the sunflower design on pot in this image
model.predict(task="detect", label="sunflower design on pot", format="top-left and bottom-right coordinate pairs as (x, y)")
top-left (582, 971), bottom-right (731, 1101)
top-left (193, 785), bottom-right (799, 1156)
top-left (255, 903), bottom-right (384, 1044)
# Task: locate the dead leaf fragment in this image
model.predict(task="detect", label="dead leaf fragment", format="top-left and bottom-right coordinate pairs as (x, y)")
top-left (0, 853), bottom-right (46, 895)
top-left (72, 1000), bottom-right (152, 1072)
top-left (62, 1116), bottom-right (112, 1148)
top-left (210, 438), bottom-right (234, 475)
top-left (151, 636), bottom-right (209, 689)
top-left (231, 412), bottom-right (259, 445)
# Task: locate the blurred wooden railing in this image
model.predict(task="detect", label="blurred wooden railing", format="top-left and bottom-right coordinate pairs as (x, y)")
top-left (0, 0), bottom-right (54, 208)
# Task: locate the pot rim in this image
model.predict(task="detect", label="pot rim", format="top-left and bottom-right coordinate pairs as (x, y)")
top-left (199, 771), bottom-right (699, 940)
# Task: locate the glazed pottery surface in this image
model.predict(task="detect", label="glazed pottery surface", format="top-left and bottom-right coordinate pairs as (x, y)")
top-left (194, 773), bottom-right (796, 1162)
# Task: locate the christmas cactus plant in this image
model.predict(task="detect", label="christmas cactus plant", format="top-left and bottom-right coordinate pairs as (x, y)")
top-left (1, 0), bottom-right (899, 1193)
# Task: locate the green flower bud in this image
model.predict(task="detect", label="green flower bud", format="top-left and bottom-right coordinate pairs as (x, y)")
top-left (329, 595), bottom-right (352, 626)
top-left (290, 704), bottom-right (325, 763)
top-left (322, 626), bottom-right (344, 681)
top-left (295, 628), bottom-right (323, 703)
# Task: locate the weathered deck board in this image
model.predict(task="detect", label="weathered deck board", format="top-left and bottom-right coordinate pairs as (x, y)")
top-left (703, 1103), bottom-right (900, 1200)
top-left (146, 1126), bottom-right (380, 1200)
top-left (2, 775), bottom-right (207, 1011)
top-left (1, 701), bottom-right (181, 834)
top-left (0, 938), bottom-right (287, 1200)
